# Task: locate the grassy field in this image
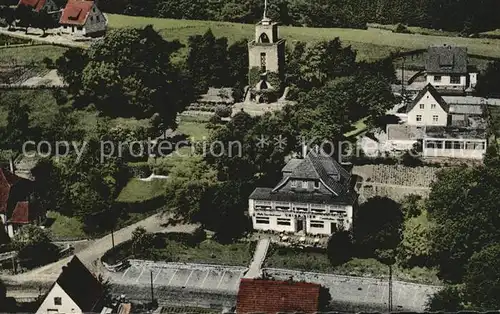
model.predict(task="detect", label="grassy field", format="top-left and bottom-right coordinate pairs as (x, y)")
top-left (47, 211), bottom-right (86, 239)
top-left (107, 14), bottom-right (500, 61)
top-left (265, 244), bottom-right (440, 285)
top-left (116, 178), bottom-right (170, 203)
top-left (0, 44), bottom-right (67, 66)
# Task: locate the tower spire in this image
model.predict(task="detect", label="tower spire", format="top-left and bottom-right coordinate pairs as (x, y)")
top-left (263, 0), bottom-right (268, 19)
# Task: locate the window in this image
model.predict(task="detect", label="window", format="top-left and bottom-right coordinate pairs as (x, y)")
top-left (419, 103), bottom-right (424, 109)
top-left (96, 15), bottom-right (100, 22)
top-left (260, 52), bottom-right (267, 72)
top-left (431, 104), bottom-right (436, 109)
top-left (302, 181), bottom-right (308, 189)
top-left (416, 115), bottom-right (422, 122)
top-left (450, 75), bottom-right (461, 84)
top-left (314, 181), bottom-right (320, 189)
top-left (63, 25), bottom-right (67, 29)
top-left (277, 218), bottom-right (291, 226)
top-left (310, 220), bottom-right (324, 228)
top-left (434, 75), bottom-right (441, 82)
top-left (255, 217), bottom-right (269, 224)
top-left (54, 297), bottom-right (62, 306)
top-left (77, 26), bottom-right (83, 30)
top-left (90, 16), bottom-right (94, 22)
top-left (432, 115), bottom-right (439, 123)
top-left (291, 180), bottom-right (297, 188)
top-left (93, 7), bottom-right (95, 12)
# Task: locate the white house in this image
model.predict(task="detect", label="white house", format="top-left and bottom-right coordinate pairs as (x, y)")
top-left (37, 256), bottom-right (104, 314)
top-left (407, 83), bottom-right (449, 127)
top-left (59, 0), bottom-right (107, 37)
top-left (425, 45), bottom-right (477, 93)
top-left (248, 150), bottom-right (357, 236)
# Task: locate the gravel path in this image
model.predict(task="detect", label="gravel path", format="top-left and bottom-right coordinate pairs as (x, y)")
top-left (244, 238), bottom-right (270, 279)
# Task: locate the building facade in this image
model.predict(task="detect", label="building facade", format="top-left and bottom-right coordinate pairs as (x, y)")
top-left (59, 0), bottom-right (107, 37)
top-left (248, 150), bottom-right (357, 236)
top-left (425, 45), bottom-right (477, 93)
top-left (407, 84), bottom-right (449, 127)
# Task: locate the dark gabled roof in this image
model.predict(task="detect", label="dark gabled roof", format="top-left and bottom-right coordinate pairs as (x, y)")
top-left (274, 150), bottom-right (351, 196)
top-left (59, 0), bottom-right (94, 26)
top-left (53, 256), bottom-right (103, 312)
top-left (236, 279), bottom-right (320, 314)
top-left (407, 83), bottom-right (449, 113)
top-left (426, 45), bottom-right (467, 74)
top-left (17, 0), bottom-right (48, 12)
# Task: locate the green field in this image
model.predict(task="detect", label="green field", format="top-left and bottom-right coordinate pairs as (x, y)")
top-left (116, 178), bottom-right (170, 203)
top-left (108, 14), bottom-right (500, 61)
top-left (0, 44), bottom-right (67, 66)
top-left (265, 244), bottom-right (440, 285)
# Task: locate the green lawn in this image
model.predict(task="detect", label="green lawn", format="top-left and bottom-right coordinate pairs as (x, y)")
top-left (0, 44), bottom-right (67, 67)
top-left (344, 117), bottom-right (368, 138)
top-left (177, 120), bottom-right (209, 140)
top-left (265, 244), bottom-right (440, 285)
top-left (116, 178), bottom-right (170, 203)
top-left (47, 211), bottom-right (86, 239)
top-left (107, 14), bottom-right (500, 61)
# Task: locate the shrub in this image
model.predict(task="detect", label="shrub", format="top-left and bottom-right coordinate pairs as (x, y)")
top-left (394, 23), bottom-right (412, 34)
top-left (215, 105), bottom-right (232, 118)
top-left (127, 161), bottom-right (152, 178)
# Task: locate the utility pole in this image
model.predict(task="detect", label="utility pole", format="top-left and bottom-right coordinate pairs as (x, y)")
top-left (111, 226), bottom-right (115, 250)
top-left (150, 271), bottom-right (154, 304)
top-left (388, 264), bottom-right (393, 312)
top-left (401, 56), bottom-right (406, 101)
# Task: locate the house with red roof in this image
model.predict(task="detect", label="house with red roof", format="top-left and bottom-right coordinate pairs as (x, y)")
top-left (17, 0), bottom-right (58, 13)
top-left (0, 168), bottom-right (40, 238)
top-left (236, 279), bottom-right (323, 314)
top-left (59, 0), bottom-right (107, 37)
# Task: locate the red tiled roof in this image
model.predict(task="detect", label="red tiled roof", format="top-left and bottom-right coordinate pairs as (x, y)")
top-left (236, 279), bottom-right (321, 314)
top-left (9, 201), bottom-right (30, 224)
top-left (17, 0), bottom-right (47, 12)
top-left (0, 169), bottom-right (22, 214)
top-left (59, 0), bottom-right (93, 26)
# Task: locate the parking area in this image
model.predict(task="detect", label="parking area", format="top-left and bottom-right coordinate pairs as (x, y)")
top-left (109, 260), bottom-right (248, 293)
top-left (264, 268), bottom-right (442, 311)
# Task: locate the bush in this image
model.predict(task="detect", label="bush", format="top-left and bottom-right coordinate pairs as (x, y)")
top-left (215, 105), bottom-right (232, 118)
top-left (394, 23), bottom-right (412, 34)
top-left (42, 57), bottom-right (55, 69)
top-left (128, 161), bottom-right (152, 178)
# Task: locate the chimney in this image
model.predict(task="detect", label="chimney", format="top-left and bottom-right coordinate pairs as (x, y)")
top-left (302, 142), bottom-right (308, 158)
top-left (9, 158), bottom-right (14, 173)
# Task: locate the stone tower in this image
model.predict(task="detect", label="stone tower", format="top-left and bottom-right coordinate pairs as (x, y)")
top-left (248, 2), bottom-right (286, 90)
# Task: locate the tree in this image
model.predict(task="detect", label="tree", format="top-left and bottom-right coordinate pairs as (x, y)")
top-left (476, 61), bottom-right (500, 97)
top-left (15, 4), bottom-right (35, 33)
top-left (354, 197), bottom-right (403, 257)
top-left (55, 48), bottom-right (88, 95)
top-left (327, 230), bottom-right (353, 266)
top-left (80, 26), bottom-right (191, 127)
top-left (400, 194), bottom-right (424, 219)
top-left (33, 8), bottom-right (56, 36)
top-left (227, 39), bottom-right (249, 99)
top-left (131, 227), bottom-right (155, 258)
top-left (425, 286), bottom-right (464, 312)
top-left (397, 212), bottom-right (434, 268)
top-left (1, 94), bottom-right (31, 152)
top-left (464, 244), bottom-right (500, 309)
top-left (13, 225), bottom-right (59, 269)
top-left (0, 6), bottom-right (16, 29)
top-left (427, 166), bottom-right (500, 282)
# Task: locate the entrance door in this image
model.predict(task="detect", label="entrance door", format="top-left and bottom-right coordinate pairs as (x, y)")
top-left (297, 219), bottom-right (304, 233)
top-left (331, 222), bottom-right (337, 234)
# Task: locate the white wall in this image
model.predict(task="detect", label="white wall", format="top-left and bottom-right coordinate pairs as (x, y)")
top-left (426, 74), bottom-right (467, 89)
top-left (407, 91), bottom-right (448, 126)
top-left (36, 283), bottom-right (82, 314)
top-left (83, 6), bottom-right (107, 35)
top-left (423, 139), bottom-right (487, 160)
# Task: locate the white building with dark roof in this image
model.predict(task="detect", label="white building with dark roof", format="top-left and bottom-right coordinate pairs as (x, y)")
top-left (425, 45), bottom-right (477, 94)
top-left (248, 150), bottom-right (357, 235)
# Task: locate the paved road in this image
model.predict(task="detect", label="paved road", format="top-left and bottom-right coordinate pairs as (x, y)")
top-left (244, 238), bottom-right (270, 279)
top-left (0, 28), bottom-right (91, 48)
top-left (3, 213), bottom-right (197, 285)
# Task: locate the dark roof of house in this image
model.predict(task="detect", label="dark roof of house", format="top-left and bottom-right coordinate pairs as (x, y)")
top-left (0, 169), bottom-right (22, 214)
top-left (387, 125), bottom-right (426, 141)
top-left (275, 150), bottom-right (351, 196)
top-left (407, 83), bottom-right (449, 113)
top-left (52, 256), bottom-right (103, 312)
top-left (59, 0), bottom-right (93, 25)
top-left (426, 45), bottom-right (468, 74)
top-left (9, 201), bottom-right (30, 224)
top-left (17, 0), bottom-right (48, 11)
top-left (236, 279), bottom-right (321, 314)
top-left (425, 126), bottom-right (487, 139)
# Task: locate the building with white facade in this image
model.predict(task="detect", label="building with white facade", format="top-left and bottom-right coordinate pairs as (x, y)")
top-left (59, 0), bottom-right (107, 37)
top-left (387, 83), bottom-right (487, 160)
top-left (37, 256), bottom-right (104, 314)
top-left (248, 150), bottom-right (357, 236)
top-left (425, 45), bottom-right (477, 94)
